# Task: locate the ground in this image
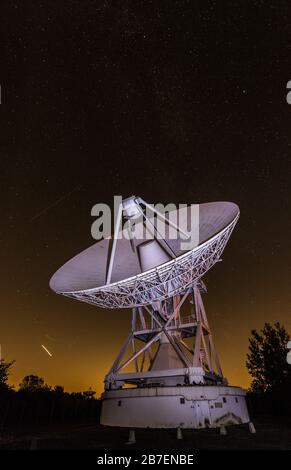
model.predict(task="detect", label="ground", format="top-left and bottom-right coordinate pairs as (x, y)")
top-left (0, 416), bottom-right (291, 450)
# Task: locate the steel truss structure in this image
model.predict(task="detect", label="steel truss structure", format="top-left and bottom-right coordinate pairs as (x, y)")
top-left (51, 196), bottom-right (251, 429)
top-left (61, 209), bottom-right (239, 310)
top-left (104, 284), bottom-right (226, 390)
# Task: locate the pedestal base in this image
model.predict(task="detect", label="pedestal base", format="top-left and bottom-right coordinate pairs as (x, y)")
top-left (100, 385), bottom-right (250, 429)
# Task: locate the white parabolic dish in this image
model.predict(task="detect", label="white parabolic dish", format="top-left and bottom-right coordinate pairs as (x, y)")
top-left (49, 201), bottom-right (239, 308)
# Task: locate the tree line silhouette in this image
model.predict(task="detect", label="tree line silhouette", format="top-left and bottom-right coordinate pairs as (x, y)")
top-left (246, 322), bottom-right (291, 416)
top-left (1, 321), bottom-right (290, 431)
top-left (0, 367), bottom-right (101, 431)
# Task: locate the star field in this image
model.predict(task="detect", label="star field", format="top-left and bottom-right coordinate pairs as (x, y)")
top-left (1, 1), bottom-right (291, 394)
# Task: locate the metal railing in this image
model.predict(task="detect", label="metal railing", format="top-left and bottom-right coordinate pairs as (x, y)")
top-left (135, 315), bottom-right (196, 332)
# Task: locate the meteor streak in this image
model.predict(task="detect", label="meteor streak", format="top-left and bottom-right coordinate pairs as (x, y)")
top-left (41, 344), bottom-right (53, 357)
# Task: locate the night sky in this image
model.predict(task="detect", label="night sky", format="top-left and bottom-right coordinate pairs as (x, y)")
top-left (2, 2), bottom-right (291, 396)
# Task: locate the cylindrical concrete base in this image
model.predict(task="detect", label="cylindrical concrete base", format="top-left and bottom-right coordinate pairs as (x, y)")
top-left (100, 385), bottom-right (250, 429)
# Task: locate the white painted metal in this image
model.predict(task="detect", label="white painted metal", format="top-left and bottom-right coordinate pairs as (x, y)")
top-left (49, 199), bottom-right (239, 309)
top-left (100, 386), bottom-right (250, 429)
top-left (138, 197), bottom-right (190, 240)
top-left (106, 201), bottom-right (123, 285)
top-left (138, 240), bottom-right (171, 272)
top-left (50, 196), bottom-right (250, 430)
top-left (53, 220), bottom-right (237, 309)
top-left (249, 422), bottom-right (256, 433)
top-left (104, 286), bottom-right (224, 391)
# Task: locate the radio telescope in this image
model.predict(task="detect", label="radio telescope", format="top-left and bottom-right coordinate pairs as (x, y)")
top-left (50, 196), bottom-right (251, 430)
